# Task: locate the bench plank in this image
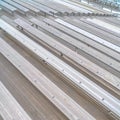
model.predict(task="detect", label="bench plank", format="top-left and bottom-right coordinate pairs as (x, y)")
top-left (43, 18), bottom-right (120, 62)
top-left (12, 0), bottom-right (40, 13)
top-left (0, 102), bottom-right (13, 120)
top-left (34, 0), bottom-right (74, 13)
top-left (0, 81), bottom-right (32, 120)
top-left (67, 18), bottom-right (120, 46)
top-left (0, 37), bottom-right (95, 120)
top-left (20, 0), bottom-right (57, 15)
top-left (14, 18), bottom-right (120, 93)
top-left (0, 1), bottom-right (17, 13)
top-left (43, 18), bottom-right (120, 61)
top-left (53, 0), bottom-right (92, 13)
top-left (80, 19), bottom-right (120, 38)
top-left (3, 0), bottom-right (29, 13)
top-left (55, 19), bottom-right (120, 53)
top-left (30, 18), bottom-right (120, 72)
top-left (0, 19), bottom-right (119, 119)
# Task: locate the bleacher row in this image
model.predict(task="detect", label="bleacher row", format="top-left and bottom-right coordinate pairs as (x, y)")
top-left (0, 81), bottom-right (32, 120)
top-left (72, 0), bottom-right (120, 13)
top-left (0, 0), bottom-right (120, 120)
top-left (0, 17), bottom-right (119, 119)
top-left (0, 0), bottom-right (114, 16)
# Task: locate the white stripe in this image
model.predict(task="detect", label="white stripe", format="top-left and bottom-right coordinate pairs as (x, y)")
top-left (55, 18), bottom-right (120, 53)
top-left (53, 0), bottom-right (91, 13)
top-left (87, 18), bottom-right (120, 34)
